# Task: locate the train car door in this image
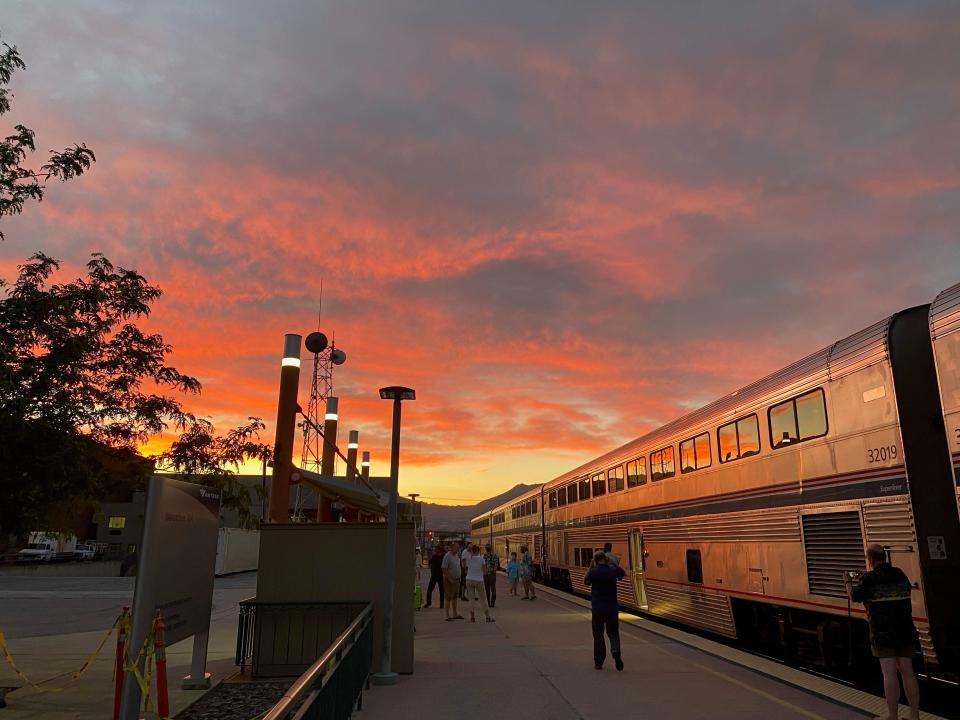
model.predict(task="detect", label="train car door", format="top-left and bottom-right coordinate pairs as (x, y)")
top-left (629, 529), bottom-right (648, 609)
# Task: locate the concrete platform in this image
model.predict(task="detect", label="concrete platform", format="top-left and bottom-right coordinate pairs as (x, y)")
top-left (360, 579), bottom-right (945, 720)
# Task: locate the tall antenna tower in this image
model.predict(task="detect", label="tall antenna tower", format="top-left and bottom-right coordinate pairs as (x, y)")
top-left (296, 294), bottom-right (347, 519)
top-left (300, 327), bottom-right (334, 474)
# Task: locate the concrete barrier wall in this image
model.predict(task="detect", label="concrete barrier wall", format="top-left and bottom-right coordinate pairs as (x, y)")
top-left (215, 528), bottom-right (260, 575)
top-left (257, 522), bottom-right (415, 674)
top-left (0, 560), bottom-right (122, 577)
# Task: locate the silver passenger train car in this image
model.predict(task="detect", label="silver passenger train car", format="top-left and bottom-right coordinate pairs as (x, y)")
top-left (472, 285), bottom-right (960, 675)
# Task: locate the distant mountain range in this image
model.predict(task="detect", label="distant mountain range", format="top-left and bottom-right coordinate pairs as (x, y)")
top-left (419, 483), bottom-right (538, 531)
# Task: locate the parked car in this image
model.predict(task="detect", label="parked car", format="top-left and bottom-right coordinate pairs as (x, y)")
top-left (16, 532), bottom-right (77, 562)
top-left (74, 544), bottom-right (96, 561)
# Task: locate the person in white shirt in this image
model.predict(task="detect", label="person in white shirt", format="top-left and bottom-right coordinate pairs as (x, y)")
top-left (464, 543), bottom-right (493, 623)
top-left (459, 541), bottom-right (471, 600)
top-left (441, 542), bottom-right (464, 621)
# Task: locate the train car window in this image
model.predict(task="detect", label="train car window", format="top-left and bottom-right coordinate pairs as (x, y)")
top-left (607, 465), bottom-right (625, 492)
top-left (662, 446), bottom-right (675, 477)
top-left (769, 399), bottom-right (798, 448)
top-left (718, 422), bottom-right (739, 462)
top-left (651, 449), bottom-right (663, 480)
top-left (680, 438), bottom-right (696, 473)
top-left (533, 498), bottom-right (538, 513)
top-left (769, 388), bottom-right (827, 449)
top-left (796, 389), bottom-right (828, 440)
top-left (651, 446), bottom-right (676, 480)
top-left (626, 457), bottom-right (647, 487)
top-left (719, 414), bottom-right (761, 463)
top-left (579, 477), bottom-right (591, 501)
top-left (568, 484), bottom-right (579, 504)
top-left (549, 491), bottom-right (557, 509)
top-left (557, 490), bottom-right (567, 507)
top-left (686, 549), bottom-right (703, 584)
top-left (592, 471), bottom-right (606, 497)
top-left (737, 415), bottom-right (761, 457)
top-left (680, 433), bottom-right (711, 473)
top-left (695, 433), bottom-right (711, 469)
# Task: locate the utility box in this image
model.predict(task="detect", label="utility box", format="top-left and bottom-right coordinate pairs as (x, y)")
top-left (256, 521), bottom-right (415, 675)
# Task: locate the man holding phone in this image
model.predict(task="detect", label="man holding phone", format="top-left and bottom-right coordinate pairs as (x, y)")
top-left (845, 543), bottom-right (920, 720)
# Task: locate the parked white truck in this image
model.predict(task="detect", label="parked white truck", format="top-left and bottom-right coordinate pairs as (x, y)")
top-left (17, 532), bottom-right (78, 562)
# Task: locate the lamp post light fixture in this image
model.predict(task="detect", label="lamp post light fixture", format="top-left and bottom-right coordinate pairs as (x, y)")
top-left (371, 386), bottom-right (415, 687)
top-left (346, 430), bottom-right (359, 483)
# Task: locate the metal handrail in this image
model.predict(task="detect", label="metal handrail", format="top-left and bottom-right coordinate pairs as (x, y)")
top-left (262, 602), bottom-right (374, 720)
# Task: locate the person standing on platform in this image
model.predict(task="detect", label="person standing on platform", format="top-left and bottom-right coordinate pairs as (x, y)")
top-left (506, 552), bottom-right (520, 595)
top-left (603, 542), bottom-right (620, 567)
top-left (441, 542), bottom-right (463, 621)
top-left (465, 544), bottom-right (494, 623)
top-left (585, 551), bottom-right (625, 671)
top-left (519, 545), bottom-right (537, 600)
top-left (425, 544), bottom-right (445, 608)
top-left (846, 543), bottom-right (921, 720)
top-left (482, 544), bottom-right (499, 608)
top-left (459, 540), bottom-right (471, 601)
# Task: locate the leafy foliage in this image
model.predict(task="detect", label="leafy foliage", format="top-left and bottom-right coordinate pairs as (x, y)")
top-left (0, 37), bottom-right (95, 239)
top-left (0, 35), bottom-right (269, 537)
top-left (157, 417), bottom-right (273, 530)
top-left (0, 254), bottom-right (200, 536)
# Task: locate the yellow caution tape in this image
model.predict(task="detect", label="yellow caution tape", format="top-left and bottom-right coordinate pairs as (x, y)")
top-left (0, 612), bottom-right (123, 694)
top-left (121, 619), bottom-right (156, 707)
top-left (0, 610), bottom-right (176, 719)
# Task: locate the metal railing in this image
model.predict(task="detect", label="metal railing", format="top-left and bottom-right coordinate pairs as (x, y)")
top-left (235, 598), bottom-right (368, 677)
top-left (263, 602), bottom-right (374, 720)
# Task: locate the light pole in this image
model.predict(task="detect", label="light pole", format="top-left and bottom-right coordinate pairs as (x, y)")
top-left (408, 493), bottom-right (421, 550)
top-left (371, 385), bottom-right (415, 686)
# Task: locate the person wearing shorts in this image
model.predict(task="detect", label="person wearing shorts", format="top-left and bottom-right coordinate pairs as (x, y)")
top-left (846, 543), bottom-right (920, 720)
top-left (441, 542), bottom-right (463, 621)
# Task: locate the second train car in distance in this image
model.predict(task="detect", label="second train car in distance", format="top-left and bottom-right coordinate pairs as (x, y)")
top-left (472, 283), bottom-right (960, 677)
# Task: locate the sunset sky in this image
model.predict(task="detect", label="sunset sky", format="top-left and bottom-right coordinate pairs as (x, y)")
top-left (2, 2), bottom-right (959, 504)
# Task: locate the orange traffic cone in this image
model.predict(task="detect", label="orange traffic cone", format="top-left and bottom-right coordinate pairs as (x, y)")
top-left (153, 610), bottom-right (169, 719)
top-left (113, 608), bottom-right (129, 720)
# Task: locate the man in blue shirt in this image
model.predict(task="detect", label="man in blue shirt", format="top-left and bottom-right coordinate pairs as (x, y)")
top-left (584, 551), bottom-right (625, 670)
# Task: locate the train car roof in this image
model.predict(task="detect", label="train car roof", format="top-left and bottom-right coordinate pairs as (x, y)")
top-left (931, 281), bottom-right (960, 340)
top-left (471, 484), bottom-right (542, 524)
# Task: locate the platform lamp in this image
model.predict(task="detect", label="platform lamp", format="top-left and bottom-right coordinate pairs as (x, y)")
top-left (372, 385), bottom-right (415, 687)
top-left (346, 430), bottom-right (360, 483)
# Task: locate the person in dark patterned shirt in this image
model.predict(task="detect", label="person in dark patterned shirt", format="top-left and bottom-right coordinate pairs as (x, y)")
top-left (845, 543), bottom-right (920, 720)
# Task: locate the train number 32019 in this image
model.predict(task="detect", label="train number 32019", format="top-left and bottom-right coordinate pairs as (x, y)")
top-left (868, 445), bottom-right (898, 463)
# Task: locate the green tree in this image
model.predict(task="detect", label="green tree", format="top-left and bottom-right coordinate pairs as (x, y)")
top-left (0, 253), bottom-right (200, 536)
top-left (0, 36), bottom-right (95, 239)
top-left (157, 417), bottom-right (273, 529)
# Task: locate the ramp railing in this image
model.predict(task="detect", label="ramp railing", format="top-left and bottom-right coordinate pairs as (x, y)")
top-left (262, 602), bottom-right (374, 720)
